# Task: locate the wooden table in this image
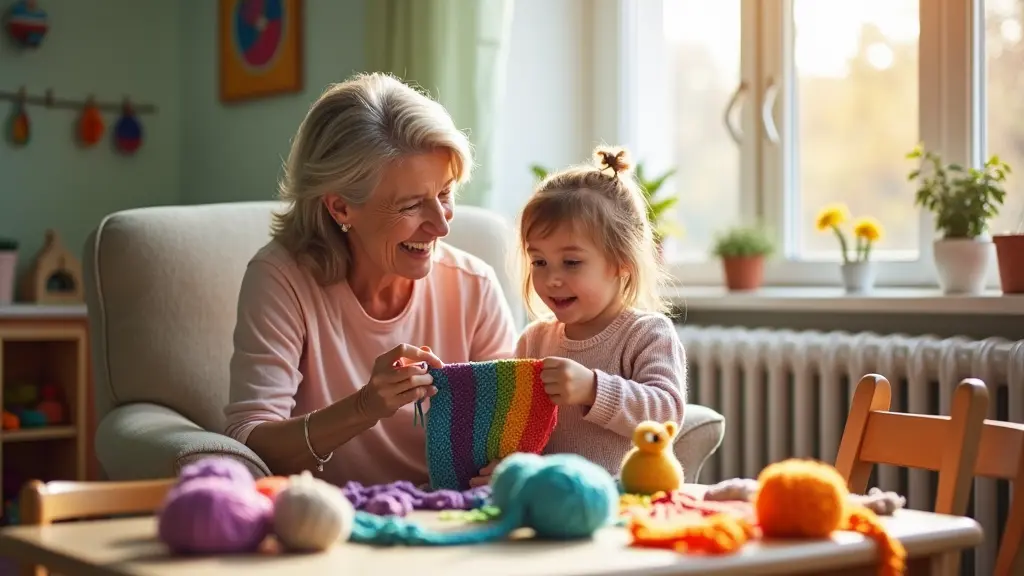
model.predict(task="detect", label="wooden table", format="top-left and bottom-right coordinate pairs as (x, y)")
top-left (0, 508), bottom-right (982, 576)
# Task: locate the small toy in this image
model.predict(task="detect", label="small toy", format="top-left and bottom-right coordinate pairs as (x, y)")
top-left (113, 99), bottom-right (143, 155)
top-left (17, 409), bottom-right (46, 428)
top-left (76, 97), bottom-right (105, 147)
top-left (5, 89), bottom-right (29, 147)
top-left (273, 471), bottom-right (355, 552)
top-left (20, 229), bottom-right (84, 304)
top-left (5, 382), bottom-right (37, 407)
top-left (1, 411), bottom-right (18, 430)
top-left (619, 420), bottom-right (685, 495)
top-left (416, 359), bottom-right (558, 490)
top-left (3, 0), bottom-right (47, 48)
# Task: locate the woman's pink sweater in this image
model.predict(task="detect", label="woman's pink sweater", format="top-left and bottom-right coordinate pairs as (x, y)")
top-left (223, 240), bottom-right (517, 486)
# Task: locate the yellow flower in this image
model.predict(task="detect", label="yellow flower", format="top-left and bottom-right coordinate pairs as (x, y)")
top-left (815, 204), bottom-right (850, 231)
top-left (853, 217), bottom-right (883, 243)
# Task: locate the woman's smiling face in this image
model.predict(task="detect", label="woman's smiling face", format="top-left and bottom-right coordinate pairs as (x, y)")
top-left (330, 149), bottom-right (456, 281)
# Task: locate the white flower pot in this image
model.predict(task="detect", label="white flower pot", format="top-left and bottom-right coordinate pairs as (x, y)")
top-left (933, 238), bottom-right (994, 295)
top-left (840, 261), bottom-right (876, 293)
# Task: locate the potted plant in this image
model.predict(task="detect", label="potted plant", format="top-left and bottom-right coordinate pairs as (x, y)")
top-left (815, 203), bottom-right (885, 293)
top-left (0, 237), bottom-right (17, 305)
top-left (907, 145), bottom-right (1009, 294)
top-left (710, 225), bottom-right (775, 291)
top-left (529, 162), bottom-right (682, 258)
top-left (994, 207), bottom-right (1024, 294)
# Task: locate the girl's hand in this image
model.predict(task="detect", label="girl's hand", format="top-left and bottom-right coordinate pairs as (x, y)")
top-left (470, 459), bottom-right (501, 487)
top-left (540, 356), bottom-right (597, 406)
top-left (358, 344), bottom-right (442, 420)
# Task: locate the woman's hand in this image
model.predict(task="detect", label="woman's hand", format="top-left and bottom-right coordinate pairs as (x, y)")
top-left (470, 459), bottom-right (501, 487)
top-left (541, 356), bottom-right (598, 406)
top-left (358, 344), bottom-right (443, 420)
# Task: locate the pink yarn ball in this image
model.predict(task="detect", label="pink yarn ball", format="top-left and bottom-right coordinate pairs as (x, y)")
top-left (176, 457), bottom-right (255, 488)
top-left (158, 477), bottom-right (272, 554)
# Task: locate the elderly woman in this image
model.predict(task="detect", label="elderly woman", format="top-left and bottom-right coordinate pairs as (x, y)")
top-left (223, 72), bottom-right (518, 487)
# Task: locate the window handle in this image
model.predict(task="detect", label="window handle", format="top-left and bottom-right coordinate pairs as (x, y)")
top-left (762, 77), bottom-right (781, 144)
top-left (722, 81), bottom-right (748, 145)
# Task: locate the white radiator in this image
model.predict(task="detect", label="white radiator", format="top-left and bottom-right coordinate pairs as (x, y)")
top-left (677, 325), bottom-right (1024, 576)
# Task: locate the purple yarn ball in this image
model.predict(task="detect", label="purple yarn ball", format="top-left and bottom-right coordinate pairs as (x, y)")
top-left (176, 457), bottom-right (255, 488)
top-left (158, 477), bottom-right (272, 554)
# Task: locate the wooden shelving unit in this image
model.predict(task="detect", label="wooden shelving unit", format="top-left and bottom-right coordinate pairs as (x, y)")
top-left (0, 305), bottom-right (90, 526)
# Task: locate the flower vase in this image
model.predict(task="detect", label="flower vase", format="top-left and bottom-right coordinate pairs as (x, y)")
top-left (840, 261), bottom-right (876, 294)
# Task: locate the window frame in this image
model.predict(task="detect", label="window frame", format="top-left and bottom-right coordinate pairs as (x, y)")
top-left (605, 0), bottom-right (999, 290)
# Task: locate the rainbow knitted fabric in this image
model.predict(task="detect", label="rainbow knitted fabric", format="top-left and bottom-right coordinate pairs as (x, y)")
top-left (415, 359), bottom-right (558, 490)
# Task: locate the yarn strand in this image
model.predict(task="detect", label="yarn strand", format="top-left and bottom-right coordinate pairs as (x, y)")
top-left (843, 506), bottom-right (907, 576)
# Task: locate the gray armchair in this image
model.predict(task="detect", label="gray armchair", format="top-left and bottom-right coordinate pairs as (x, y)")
top-left (84, 201), bottom-right (724, 481)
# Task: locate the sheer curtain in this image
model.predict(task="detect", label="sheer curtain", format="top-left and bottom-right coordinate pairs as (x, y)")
top-left (366, 0), bottom-right (515, 208)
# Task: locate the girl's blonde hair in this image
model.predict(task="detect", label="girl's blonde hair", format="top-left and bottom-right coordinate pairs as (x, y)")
top-left (271, 72), bottom-right (473, 285)
top-left (517, 146), bottom-right (670, 319)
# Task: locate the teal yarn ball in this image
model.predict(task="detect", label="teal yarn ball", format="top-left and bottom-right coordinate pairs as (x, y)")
top-left (489, 452), bottom-right (545, 510)
top-left (516, 454), bottom-right (619, 540)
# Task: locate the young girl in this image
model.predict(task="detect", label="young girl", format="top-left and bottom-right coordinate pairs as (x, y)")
top-left (512, 145), bottom-right (688, 476)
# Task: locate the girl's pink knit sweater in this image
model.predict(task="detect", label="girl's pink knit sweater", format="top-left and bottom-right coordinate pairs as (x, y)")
top-left (515, 308), bottom-right (688, 475)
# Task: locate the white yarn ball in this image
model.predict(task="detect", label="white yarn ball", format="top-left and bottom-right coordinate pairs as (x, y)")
top-left (272, 470), bottom-right (355, 552)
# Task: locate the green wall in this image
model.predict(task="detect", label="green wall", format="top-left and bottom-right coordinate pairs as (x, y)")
top-left (0, 0), bottom-right (182, 279)
top-left (0, 0), bottom-right (366, 284)
top-left (179, 0), bottom-right (366, 204)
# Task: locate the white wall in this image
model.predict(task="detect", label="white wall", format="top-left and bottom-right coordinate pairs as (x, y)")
top-left (491, 0), bottom-right (593, 221)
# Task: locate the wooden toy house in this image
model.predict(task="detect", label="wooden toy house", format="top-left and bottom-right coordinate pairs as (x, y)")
top-left (19, 229), bottom-right (83, 305)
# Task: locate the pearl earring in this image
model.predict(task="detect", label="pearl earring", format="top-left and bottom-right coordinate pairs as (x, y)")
top-left (339, 223), bottom-right (350, 233)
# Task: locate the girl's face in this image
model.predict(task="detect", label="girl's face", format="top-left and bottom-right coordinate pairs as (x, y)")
top-left (526, 225), bottom-right (625, 340)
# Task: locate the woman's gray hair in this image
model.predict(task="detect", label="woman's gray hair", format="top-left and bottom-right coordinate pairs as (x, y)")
top-left (270, 72), bottom-right (473, 285)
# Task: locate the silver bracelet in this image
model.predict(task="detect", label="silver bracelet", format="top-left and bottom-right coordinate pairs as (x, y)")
top-left (303, 410), bottom-right (334, 472)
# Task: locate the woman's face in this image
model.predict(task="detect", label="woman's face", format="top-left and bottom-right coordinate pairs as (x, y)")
top-left (329, 149), bottom-right (455, 281)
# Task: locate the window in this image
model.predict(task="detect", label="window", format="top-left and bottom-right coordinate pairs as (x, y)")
top-left (615, 0), bottom-right (1001, 289)
top-left (982, 0), bottom-right (1024, 238)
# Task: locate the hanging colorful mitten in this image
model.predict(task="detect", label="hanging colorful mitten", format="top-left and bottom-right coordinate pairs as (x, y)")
top-left (3, 0), bottom-right (48, 48)
top-left (77, 97), bottom-right (104, 148)
top-left (113, 99), bottom-right (143, 155)
top-left (6, 90), bottom-right (30, 147)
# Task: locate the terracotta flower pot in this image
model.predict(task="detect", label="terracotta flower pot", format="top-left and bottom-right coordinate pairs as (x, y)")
top-left (994, 233), bottom-right (1024, 294)
top-left (722, 255), bottom-right (765, 291)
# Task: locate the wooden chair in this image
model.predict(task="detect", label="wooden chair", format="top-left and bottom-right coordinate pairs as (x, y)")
top-left (835, 374), bottom-right (989, 516)
top-left (17, 477), bottom-right (175, 576)
top-left (972, 411), bottom-right (1024, 575)
top-left (834, 374), bottom-right (989, 576)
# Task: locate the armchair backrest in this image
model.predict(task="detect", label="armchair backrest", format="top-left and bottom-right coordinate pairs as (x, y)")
top-left (83, 201), bottom-right (522, 433)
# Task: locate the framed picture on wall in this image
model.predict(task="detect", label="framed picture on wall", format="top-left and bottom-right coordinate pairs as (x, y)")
top-left (218, 0), bottom-right (304, 103)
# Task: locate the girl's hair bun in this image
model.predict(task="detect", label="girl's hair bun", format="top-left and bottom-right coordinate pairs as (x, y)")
top-left (594, 146), bottom-right (633, 177)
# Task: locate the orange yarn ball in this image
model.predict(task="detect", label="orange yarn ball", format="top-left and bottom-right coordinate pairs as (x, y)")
top-left (753, 459), bottom-right (849, 538)
top-left (255, 476), bottom-right (290, 502)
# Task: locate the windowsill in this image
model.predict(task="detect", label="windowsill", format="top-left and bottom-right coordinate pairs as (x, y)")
top-left (661, 285), bottom-right (1024, 316)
